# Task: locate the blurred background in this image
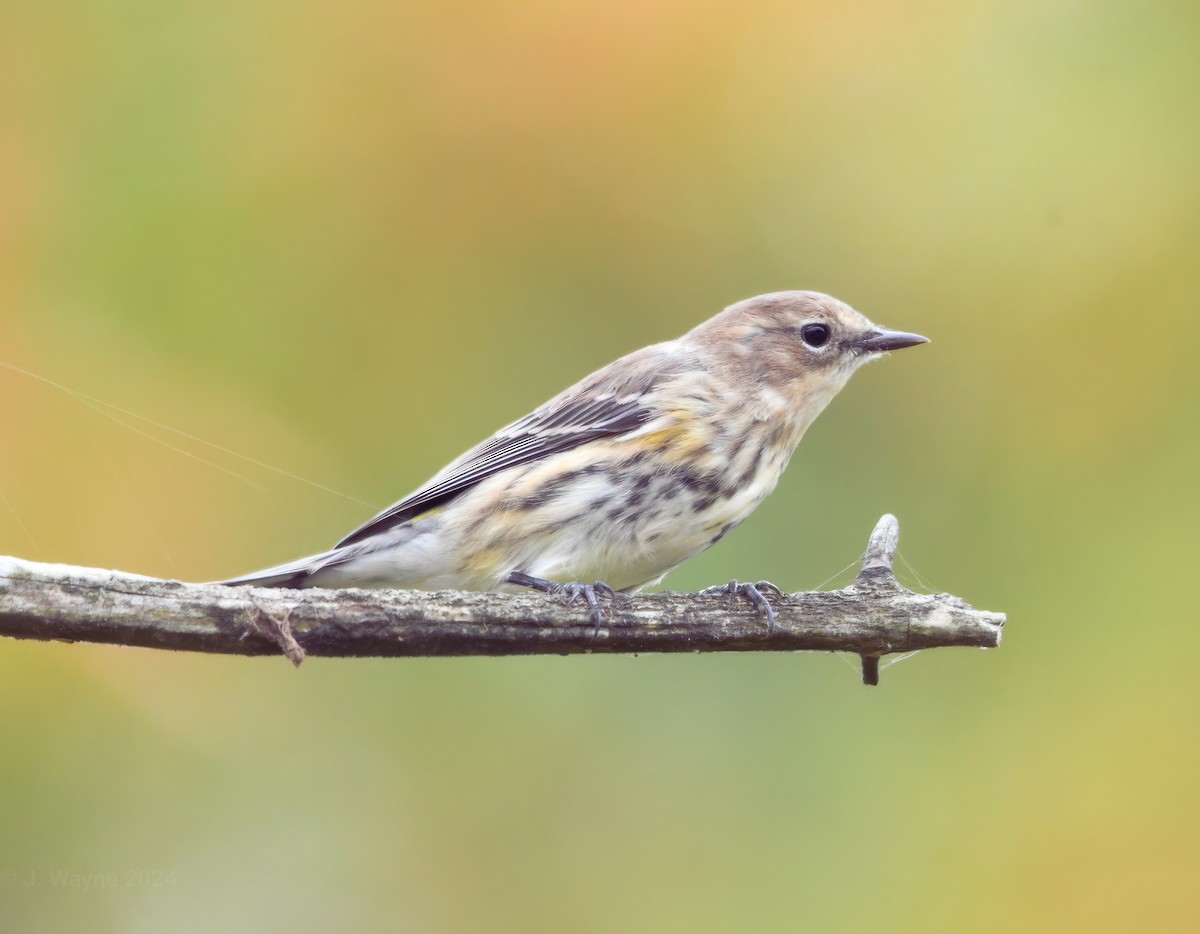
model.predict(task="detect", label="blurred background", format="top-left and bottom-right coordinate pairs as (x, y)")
top-left (1, 0), bottom-right (1197, 930)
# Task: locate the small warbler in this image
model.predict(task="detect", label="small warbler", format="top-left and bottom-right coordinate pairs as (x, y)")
top-left (222, 291), bottom-right (927, 629)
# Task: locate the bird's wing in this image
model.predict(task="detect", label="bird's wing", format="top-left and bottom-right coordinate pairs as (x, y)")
top-left (335, 344), bottom-right (681, 547)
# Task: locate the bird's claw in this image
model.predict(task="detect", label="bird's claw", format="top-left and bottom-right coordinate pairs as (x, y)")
top-left (506, 572), bottom-right (615, 638)
top-left (702, 579), bottom-right (785, 634)
top-left (558, 581), bottom-right (616, 638)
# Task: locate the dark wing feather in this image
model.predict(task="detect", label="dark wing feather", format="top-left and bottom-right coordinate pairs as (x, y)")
top-left (335, 346), bottom-right (678, 547)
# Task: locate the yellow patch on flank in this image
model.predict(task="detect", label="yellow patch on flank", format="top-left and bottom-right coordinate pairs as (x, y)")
top-left (462, 545), bottom-right (509, 579)
top-left (623, 414), bottom-right (712, 464)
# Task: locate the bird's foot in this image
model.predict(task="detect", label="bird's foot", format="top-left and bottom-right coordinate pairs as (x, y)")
top-left (701, 579), bottom-right (786, 634)
top-left (506, 572), bottom-right (616, 637)
top-left (559, 581), bottom-right (617, 638)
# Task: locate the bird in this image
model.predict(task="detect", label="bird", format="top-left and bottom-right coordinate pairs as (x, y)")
top-left (220, 290), bottom-right (928, 631)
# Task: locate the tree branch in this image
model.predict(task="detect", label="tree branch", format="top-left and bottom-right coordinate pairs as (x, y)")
top-left (0, 515), bottom-right (1003, 684)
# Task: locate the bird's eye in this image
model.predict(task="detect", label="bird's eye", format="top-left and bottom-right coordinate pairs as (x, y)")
top-left (800, 323), bottom-right (831, 348)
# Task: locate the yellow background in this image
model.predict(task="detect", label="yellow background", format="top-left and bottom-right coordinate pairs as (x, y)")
top-left (2, 0), bottom-right (1197, 930)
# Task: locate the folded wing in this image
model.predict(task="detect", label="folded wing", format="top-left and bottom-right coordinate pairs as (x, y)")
top-left (335, 345), bottom-right (680, 547)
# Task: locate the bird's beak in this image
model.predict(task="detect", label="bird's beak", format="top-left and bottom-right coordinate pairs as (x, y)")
top-left (856, 327), bottom-right (930, 353)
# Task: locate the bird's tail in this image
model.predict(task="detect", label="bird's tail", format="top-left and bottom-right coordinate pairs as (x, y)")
top-left (215, 550), bottom-right (340, 589)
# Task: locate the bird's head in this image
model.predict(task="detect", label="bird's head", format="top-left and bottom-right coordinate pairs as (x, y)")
top-left (688, 290), bottom-right (929, 418)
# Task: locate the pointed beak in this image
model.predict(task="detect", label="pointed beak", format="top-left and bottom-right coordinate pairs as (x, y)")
top-left (856, 327), bottom-right (930, 353)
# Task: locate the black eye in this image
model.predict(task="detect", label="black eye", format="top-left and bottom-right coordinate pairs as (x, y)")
top-left (800, 323), bottom-right (831, 348)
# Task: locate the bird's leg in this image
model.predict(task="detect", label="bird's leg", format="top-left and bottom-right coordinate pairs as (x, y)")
top-left (506, 572), bottom-right (616, 637)
top-left (701, 579), bottom-right (785, 634)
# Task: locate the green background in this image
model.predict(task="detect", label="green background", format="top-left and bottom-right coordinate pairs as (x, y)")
top-left (2, 0), bottom-right (1197, 930)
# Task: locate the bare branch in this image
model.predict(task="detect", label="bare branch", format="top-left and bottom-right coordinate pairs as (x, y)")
top-left (0, 515), bottom-right (1004, 684)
